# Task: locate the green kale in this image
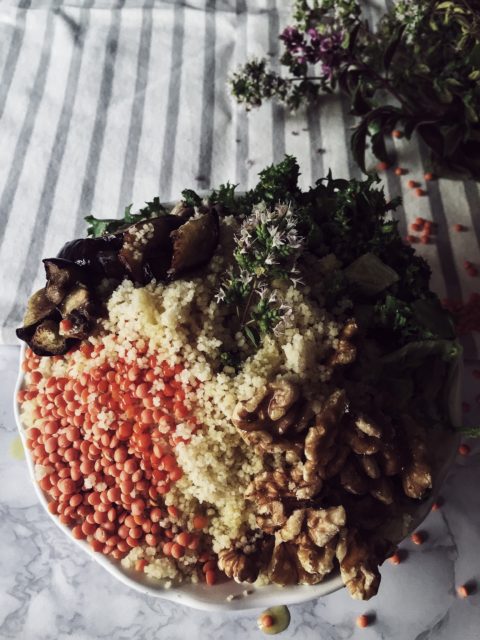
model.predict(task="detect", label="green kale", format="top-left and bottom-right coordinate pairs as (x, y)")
top-left (242, 155), bottom-right (301, 209)
top-left (181, 189), bottom-right (202, 207)
top-left (85, 199), bottom-right (166, 238)
top-left (208, 182), bottom-right (238, 211)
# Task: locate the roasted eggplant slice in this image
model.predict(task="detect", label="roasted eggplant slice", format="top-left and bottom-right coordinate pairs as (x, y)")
top-left (22, 288), bottom-right (57, 327)
top-left (25, 319), bottom-right (70, 356)
top-left (58, 284), bottom-right (94, 317)
top-left (58, 284), bottom-right (96, 340)
top-left (169, 209), bottom-right (219, 277)
top-left (43, 258), bottom-right (87, 305)
top-left (57, 236), bottom-right (124, 280)
top-left (119, 216), bottom-right (184, 284)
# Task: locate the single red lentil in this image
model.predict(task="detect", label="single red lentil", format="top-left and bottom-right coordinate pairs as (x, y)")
top-left (411, 531), bottom-right (426, 545)
top-left (457, 584), bottom-right (471, 598)
top-left (356, 614), bottom-right (370, 628)
top-left (458, 443), bottom-right (471, 456)
top-left (260, 615), bottom-right (274, 629)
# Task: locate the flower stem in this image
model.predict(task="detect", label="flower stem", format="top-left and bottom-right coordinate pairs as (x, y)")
top-left (240, 277), bottom-right (258, 328)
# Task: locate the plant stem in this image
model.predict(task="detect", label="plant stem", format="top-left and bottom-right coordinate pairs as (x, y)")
top-left (240, 277), bottom-right (258, 328)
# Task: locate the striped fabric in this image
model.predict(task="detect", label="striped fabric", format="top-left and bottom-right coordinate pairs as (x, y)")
top-left (0, 0), bottom-right (478, 358)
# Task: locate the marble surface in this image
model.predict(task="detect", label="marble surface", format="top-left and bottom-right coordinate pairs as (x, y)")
top-left (1, 344), bottom-right (480, 640)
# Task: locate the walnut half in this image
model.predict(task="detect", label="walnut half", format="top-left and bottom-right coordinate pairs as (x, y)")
top-left (401, 415), bottom-right (432, 499)
top-left (218, 548), bottom-right (260, 583)
top-left (336, 528), bottom-right (384, 600)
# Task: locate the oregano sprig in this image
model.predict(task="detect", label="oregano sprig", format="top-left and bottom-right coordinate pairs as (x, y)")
top-left (230, 0), bottom-right (480, 180)
top-left (216, 202), bottom-right (305, 346)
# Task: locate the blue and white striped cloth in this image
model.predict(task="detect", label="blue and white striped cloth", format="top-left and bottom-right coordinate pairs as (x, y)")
top-left (0, 0), bottom-right (479, 358)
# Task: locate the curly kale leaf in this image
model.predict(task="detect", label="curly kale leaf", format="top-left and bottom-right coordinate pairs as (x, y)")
top-left (85, 198), bottom-right (166, 238)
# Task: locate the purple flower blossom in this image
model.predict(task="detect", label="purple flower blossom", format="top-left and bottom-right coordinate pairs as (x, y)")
top-left (280, 24), bottom-right (344, 78)
top-left (280, 26), bottom-right (304, 48)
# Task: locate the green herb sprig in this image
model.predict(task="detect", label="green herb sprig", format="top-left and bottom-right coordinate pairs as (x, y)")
top-left (216, 201), bottom-right (305, 346)
top-left (85, 198), bottom-right (166, 238)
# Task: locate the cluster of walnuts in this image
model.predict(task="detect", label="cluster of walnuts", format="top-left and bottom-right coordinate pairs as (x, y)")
top-left (219, 319), bottom-right (433, 600)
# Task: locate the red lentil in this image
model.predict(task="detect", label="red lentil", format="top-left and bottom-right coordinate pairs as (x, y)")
top-left (18, 341), bottom-right (210, 583)
top-left (356, 615), bottom-right (370, 628)
top-left (457, 584), bottom-right (469, 598)
top-left (260, 614), bottom-right (274, 629)
top-left (389, 551), bottom-right (402, 565)
top-left (458, 443), bottom-right (471, 456)
top-left (411, 531), bottom-right (426, 545)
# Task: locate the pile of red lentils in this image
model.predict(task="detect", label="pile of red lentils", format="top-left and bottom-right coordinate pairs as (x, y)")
top-left (18, 341), bottom-right (218, 586)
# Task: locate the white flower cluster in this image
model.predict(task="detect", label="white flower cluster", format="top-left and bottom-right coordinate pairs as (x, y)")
top-left (215, 201), bottom-right (307, 336)
top-left (394, 0), bottom-right (427, 41)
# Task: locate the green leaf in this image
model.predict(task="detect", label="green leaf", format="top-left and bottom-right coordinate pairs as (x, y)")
top-left (383, 25), bottom-right (405, 71)
top-left (412, 298), bottom-right (456, 339)
top-left (84, 201), bottom-right (165, 238)
top-left (371, 131), bottom-right (389, 163)
top-left (458, 426), bottom-right (480, 438)
top-left (403, 118), bottom-right (418, 139)
top-left (351, 84), bottom-right (371, 116)
top-left (244, 155), bottom-right (301, 206)
top-left (345, 23), bottom-right (361, 54)
top-left (181, 189), bottom-right (202, 207)
top-left (468, 43), bottom-right (480, 67)
top-left (138, 197), bottom-right (166, 218)
top-left (351, 119), bottom-right (369, 173)
top-left (442, 123), bottom-right (465, 156)
top-left (344, 252), bottom-right (399, 296)
top-left (418, 124), bottom-right (444, 157)
top-left (243, 325), bottom-right (259, 348)
top-left (381, 340), bottom-right (461, 368)
top-left (208, 182), bottom-right (238, 210)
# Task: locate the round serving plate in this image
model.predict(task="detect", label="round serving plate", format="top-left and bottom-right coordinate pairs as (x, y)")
top-left (13, 342), bottom-right (462, 611)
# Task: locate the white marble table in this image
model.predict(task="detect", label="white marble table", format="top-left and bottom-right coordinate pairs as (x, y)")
top-left (1, 344), bottom-right (480, 640)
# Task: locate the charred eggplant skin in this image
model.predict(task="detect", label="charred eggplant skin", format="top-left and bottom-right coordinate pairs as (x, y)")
top-left (169, 208), bottom-right (219, 277)
top-left (118, 215), bottom-right (184, 285)
top-left (57, 236), bottom-right (125, 280)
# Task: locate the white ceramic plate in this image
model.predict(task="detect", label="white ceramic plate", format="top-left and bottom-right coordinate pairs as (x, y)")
top-left (14, 343), bottom-right (462, 611)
